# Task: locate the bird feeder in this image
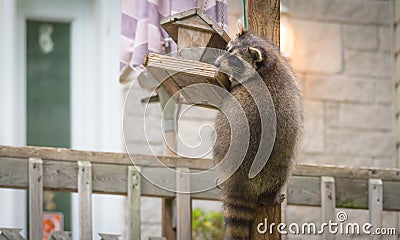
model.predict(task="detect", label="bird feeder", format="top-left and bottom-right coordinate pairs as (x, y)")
top-left (161, 8), bottom-right (230, 51)
top-left (142, 8), bottom-right (231, 108)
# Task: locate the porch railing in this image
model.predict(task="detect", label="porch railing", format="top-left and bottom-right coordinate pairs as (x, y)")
top-left (0, 145), bottom-right (399, 239)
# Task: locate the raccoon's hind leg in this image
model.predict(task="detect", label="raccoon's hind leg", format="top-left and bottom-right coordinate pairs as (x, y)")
top-left (222, 193), bottom-right (256, 240)
top-left (257, 191), bottom-right (286, 207)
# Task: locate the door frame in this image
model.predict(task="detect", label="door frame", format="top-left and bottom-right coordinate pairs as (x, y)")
top-left (0, 0), bottom-right (123, 238)
top-left (16, 0), bottom-right (94, 149)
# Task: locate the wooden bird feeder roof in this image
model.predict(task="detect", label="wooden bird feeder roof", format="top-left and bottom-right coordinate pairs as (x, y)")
top-left (161, 8), bottom-right (231, 49)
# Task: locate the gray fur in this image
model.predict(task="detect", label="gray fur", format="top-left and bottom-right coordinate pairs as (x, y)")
top-left (213, 30), bottom-right (303, 239)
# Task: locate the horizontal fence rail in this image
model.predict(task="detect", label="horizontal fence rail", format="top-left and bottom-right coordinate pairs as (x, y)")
top-left (1, 145), bottom-right (400, 240)
top-left (0, 145), bottom-right (399, 211)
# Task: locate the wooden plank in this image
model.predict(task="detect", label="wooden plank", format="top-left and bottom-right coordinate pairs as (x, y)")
top-left (287, 176), bottom-right (320, 206)
top-left (29, 157), bottom-right (43, 240)
top-left (173, 15), bottom-right (214, 33)
top-left (144, 53), bottom-right (229, 108)
top-left (294, 164), bottom-right (400, 182)
top-left (49, 231), bottom-right (72, 240)
top-left (321, 176), bottom-right (335, 240)
top-left (160, 8), bottom-right (230, 47)
top-left (2, 146), bottom-right (400, 181)
top-left (98, 234), bottom-right (121, 240)
top-left (127, 166), bottom-right (141, 240)
top-left (0, 145), bottom-right (215, 169)
top-left (288, 177), bottom-right (370, 209)
top-left (177, 27), bottom-right (212, 50)
top-left (369, 179), bottom-right (383, 240)
top-left (383, 181), bottom-right (400, 211)
top-left (0, 228), bottom-right (24, 240)
top-left (0, 158), bottom-right (27, 189)
top-left (176, 168), bottom-right (191, 240)
top-left (336, 178), bottom-right (368, 209)
top-left (78, 161), bottom-right (93, 240)
top-left (144, 53), bottom-right (220, 78)
top-left (1, 158), bottom-right (400, 210)
top-left (44, 160), bottom-right (77, 191)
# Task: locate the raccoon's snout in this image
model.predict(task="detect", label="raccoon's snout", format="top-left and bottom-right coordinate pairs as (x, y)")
top-left (214, 58), bottom-right (221, 68)
top-left (214, 55), bottom-right (226, 68)
top-left (214, 51), bottom-right (230, 68)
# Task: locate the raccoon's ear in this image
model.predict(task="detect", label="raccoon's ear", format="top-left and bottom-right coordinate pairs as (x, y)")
top-left (248, 47), bottom-right (263, 62)
top-left (237, 19), bottom-right (244, 36)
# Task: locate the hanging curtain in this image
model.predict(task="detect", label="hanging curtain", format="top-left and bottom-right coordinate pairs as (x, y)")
top-left (120, 0), bottom-right (228, 83)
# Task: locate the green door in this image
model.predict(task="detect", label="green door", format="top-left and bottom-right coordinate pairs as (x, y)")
top-left (26, 20), bottom-right (71, 233)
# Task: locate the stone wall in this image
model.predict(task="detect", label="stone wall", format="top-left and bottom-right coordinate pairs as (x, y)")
top-left (395, 0), bottom-right (400, 166)
top-left (281, 0), bottom-right (397, 239)
top-left (282, 0), bottom-right (395, 168)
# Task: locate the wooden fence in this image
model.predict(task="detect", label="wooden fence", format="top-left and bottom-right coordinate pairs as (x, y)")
top-left (0, 145), bottom-right (399, 239)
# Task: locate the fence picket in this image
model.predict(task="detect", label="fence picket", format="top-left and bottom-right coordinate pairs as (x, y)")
top-left (176, 168), bottom-right (191, 240)
top-left (368, 179), bottom-right (383, 240)
top-left (29, 157), bottom-right (43, 240)
top-left (128, 166), bottom-right (141, 240)
top-left (321, 176), bottom-right (336, 240)
top-left (78, 161), bottom-right (93, 240)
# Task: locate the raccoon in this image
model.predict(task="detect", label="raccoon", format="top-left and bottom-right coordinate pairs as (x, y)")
top-left (213, 22), bottom-right (303, 239)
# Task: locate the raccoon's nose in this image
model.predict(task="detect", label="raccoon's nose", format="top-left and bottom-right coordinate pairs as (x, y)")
top-left (213, 57), bottom-right (221, 68)
top-left (214, 59), bottom-right (221, 68)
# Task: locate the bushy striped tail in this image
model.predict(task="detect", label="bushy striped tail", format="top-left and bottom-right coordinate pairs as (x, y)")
top-left (222, 194), bottom-right (256, 240)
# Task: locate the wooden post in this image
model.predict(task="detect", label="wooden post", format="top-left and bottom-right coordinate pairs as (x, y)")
top-left (29, 157), bottom-right (43, 240)
top-left (246, 1), bottom-right (281, 240)
top-left (159, 88), bottom-right (179, 240)
top-left (78, 161), bottom-right (93, 240)
top-left (247, 0), bottom-right (280, 44)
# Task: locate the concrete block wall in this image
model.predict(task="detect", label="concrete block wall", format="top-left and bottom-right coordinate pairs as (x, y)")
top-left (281, 0), bottom-right (397, 238)
top-left (395, 0), bottom-right (400, 167)
top-left (282, 0), bottom-right (395, 169)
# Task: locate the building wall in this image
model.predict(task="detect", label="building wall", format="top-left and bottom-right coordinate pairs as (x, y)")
top-left (281, 0), bottom-right (397, 238)
top-left (395, 0), bottom-right (400, 167)
top-left (282, 0), bottom-right (395, 168)
top-left (0, 0), bottom-right (124, 239)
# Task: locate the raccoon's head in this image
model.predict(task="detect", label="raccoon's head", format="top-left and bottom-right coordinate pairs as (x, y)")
top-left (215, 20), bottom-right (279, 78)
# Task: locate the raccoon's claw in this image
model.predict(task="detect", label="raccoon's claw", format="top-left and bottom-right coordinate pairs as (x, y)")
top-left (276, 193), bottom-right (286, 204)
